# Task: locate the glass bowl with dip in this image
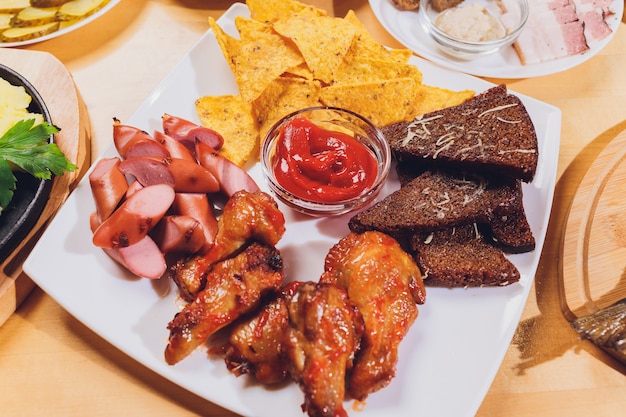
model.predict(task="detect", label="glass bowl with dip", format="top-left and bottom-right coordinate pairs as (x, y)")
top-left (260, 106), bottom-right (391, 217)
top-left (418, 0), bottom-right (529, 58)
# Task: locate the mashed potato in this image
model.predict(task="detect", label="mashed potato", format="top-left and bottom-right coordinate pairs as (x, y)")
top-left (0, 77), bottom-right (44, 136)
top-left (435, 3), bottom-right (506, 42)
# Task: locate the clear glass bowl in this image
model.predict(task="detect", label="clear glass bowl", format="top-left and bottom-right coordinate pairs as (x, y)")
top-left (260, 106), bottom-right (391, 217)
top-left (419, 0), bottom-right (529, 58)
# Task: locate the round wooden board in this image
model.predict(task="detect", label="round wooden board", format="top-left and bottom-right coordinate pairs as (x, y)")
top-left (561, 126), bottom-right (626, 319)
top-left (0, 48), bottom-right (91, 326)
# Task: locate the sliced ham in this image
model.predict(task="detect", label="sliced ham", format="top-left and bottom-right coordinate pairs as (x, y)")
top-left (511, 0), bottom-right (615, 65)
top-left (577, 8), bottom-right (613, 42)
top-left (514, 15), bottom-right (588, 64)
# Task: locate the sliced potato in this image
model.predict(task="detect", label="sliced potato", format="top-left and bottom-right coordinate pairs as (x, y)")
top-left (0, 21), bottom-right (60, 42)
top-left (58, 19), bottom-right (73, 29)
top-left (31, 0), bottom-right (72, 6)
top-left (57, 0), bottom-right (107, 20)
top-left (0, 13), bottom-right (14, 29)
top-left (12, 7), bottom-right (59, 27)
top-left (0, 0), bottom-right (30, 14)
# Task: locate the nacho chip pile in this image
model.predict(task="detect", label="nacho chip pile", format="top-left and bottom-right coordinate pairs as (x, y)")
top-left (195, 0), bottom-right (475, 167)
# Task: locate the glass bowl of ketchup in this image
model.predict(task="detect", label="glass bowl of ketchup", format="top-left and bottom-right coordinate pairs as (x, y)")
top-left (261, 106), bottom-right (391, 217)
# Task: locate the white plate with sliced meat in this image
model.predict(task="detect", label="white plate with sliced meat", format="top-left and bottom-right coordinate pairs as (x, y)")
top-left (23, 3), bottom-right (561, 417)
top-left (369, 0), bottom-right (623, 78)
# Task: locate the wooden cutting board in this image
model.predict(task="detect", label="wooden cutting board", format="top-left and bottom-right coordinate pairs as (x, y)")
top-left (561, 126), bottom-right (626, 320)
top-left (0, 48), bottom-right (91, 326)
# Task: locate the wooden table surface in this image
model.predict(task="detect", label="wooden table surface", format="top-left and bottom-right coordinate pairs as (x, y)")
top-left (1, 1), bottom-right (625, 416)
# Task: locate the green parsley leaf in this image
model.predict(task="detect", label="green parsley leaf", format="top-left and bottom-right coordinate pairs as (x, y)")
top-left (0, 119), bottom-right (77, 212)
top-left (0, 159), bottom-right (16, 214)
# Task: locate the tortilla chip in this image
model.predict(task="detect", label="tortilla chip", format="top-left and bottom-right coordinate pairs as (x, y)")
top-left (273, 14), bottom-right (357, 84)
top-left (320, 78), bottom-right (419, 127)
top-left (283, 62), bottom-right (314, 80)
top-left (195, 94), bottom-right (259, 166)
top-left (252, 77), bottom-right (322, 140)
top-left (343, 11), bottom-right (399, 62)
top-left (407, 84), bottom-right (475, 120)
top-left (201, 1), bottom-right (476, 162)
top-left (247, 0), bottom-right (326, 23)
top-left (343, 10), bottom-right (370, 38)
top-left (209, 17), bottom-right (303, 103)
top-left (388, 48), bottom-right (414, 63)
top-left (334, 54), bottom-right (423, 85)
top-left (235, 15), bottom-right (273, 38)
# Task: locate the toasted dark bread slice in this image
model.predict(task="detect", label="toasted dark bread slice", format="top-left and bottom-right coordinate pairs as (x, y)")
top-left (348, 169), bottom-right (522, 237)
top-left (383, 84), bottom-right (539, 182)
top-left (395, 162), bottom-right (535, 253)
top-left (408, 224), bottom-right (521, 287)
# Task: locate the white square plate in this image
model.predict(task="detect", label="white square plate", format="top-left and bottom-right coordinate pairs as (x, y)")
top-left (24, 4), bottom-right (561, 417)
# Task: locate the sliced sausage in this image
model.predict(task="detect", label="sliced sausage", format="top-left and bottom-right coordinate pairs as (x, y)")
top-left (89, 210), bottom-right (101, 233)
top-left (118, 156), bottom-right (175, 188)
top-left (89, 157), bottom-right (129, 222)
top-left (162, 113), bottom-right (224, 151)
top-left (125, 138), bottom-right (170, 159)
top-left (151, 215), bottom-right (206, 254)
top-left (111, 236), bottom-right (167, 279)
top-left (92, 184), bottom-right (175, 249)
top-left (195, 140), bottom-right (259, 197)
top-left (118, 156), bottom-right (220, 193)
top-left (154, 130), bottom-right (195, 162)
top-left (90, 211), bottom-right (167, 280)
top-left (125, 180), bottom-right (144, 198)
top-left (172, 192), bottom-right (218, 250)
top-left (113, 118), bottom-right (156, 159)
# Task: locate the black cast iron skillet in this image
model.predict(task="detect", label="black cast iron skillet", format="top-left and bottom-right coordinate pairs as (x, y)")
top-left (0, 64), bottom-right (55, 262)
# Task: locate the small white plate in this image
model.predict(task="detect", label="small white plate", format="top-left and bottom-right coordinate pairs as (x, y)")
top-left (24, 3), bottom-right (561, 417)
top-left (369, 0), bottom-right (623, 78)
top-left (0, 0), bottom-right (121, 48)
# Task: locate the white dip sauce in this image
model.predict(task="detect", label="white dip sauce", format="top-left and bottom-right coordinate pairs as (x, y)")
top-left (434, 3), bottom-right (506, 41)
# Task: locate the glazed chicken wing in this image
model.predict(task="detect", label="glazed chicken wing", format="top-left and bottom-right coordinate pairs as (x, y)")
top-left (283, 281), bottom-right (364, 417)
top-left (205, 190), bottom-right (286, 264)
top-left (164, 241), bottom-right (284, 365)
top-left (168, 254), bottom-right (207, 303)
top-left (320, 231), bottom-right (426, 401)
top-left (223, 281), bottom-right (301, 385)
top-left (169, 190), bottom-right (286, 301)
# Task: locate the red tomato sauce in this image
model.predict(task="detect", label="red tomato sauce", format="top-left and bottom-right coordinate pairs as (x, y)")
top-left (272, 117), bottom-right (378, 203)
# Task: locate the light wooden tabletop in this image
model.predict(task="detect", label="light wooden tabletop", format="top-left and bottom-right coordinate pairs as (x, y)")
top-left (1, 1), bottom-right (625, 416)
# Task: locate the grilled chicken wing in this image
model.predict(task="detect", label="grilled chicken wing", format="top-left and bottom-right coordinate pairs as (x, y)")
top-left (164, 241), bottom-right (284, 365)
top-left (168, 255), bottom-right (207, 303)
top-left (169, 190), bottom-right (286, 301)
top-left (283, 282), bottom-right (364, 417)
top-left (320, 231), bottom-right (426, 401)
top-left (223, 281), bottom-right (301, 384)
top-left (206, 190), bottom-right (286, 264)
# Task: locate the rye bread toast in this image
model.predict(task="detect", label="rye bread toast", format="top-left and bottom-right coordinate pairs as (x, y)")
top-left (382, 84), bottom-right (539, 182)
top-left (409, 224), bottom-right (521, 287)
top-left (395, 162), bottom-right (535, 253)
top-left (348, 169), bottom-right (522, 237)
